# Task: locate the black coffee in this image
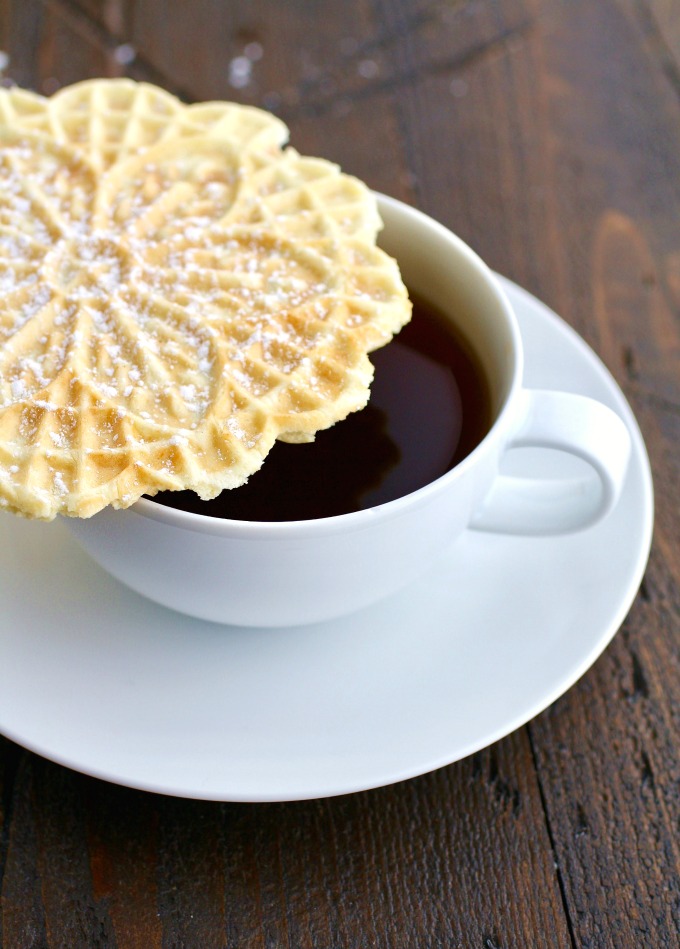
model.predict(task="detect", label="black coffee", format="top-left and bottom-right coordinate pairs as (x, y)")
top-left (151, 294), bottom-right (492, 520)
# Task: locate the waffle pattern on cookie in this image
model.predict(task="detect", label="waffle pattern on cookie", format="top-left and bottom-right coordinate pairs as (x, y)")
top-left (0, 82), bottom-right (411, 520)
top-left (0, 79), bottom-right (288, 171)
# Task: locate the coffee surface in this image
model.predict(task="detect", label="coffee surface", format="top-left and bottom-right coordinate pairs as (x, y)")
top-left (151, 295), bottom-right (491, 520)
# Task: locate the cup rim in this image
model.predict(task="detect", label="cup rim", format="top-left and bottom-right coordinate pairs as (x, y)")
top-left (130, 194), bottom-right (524, 538)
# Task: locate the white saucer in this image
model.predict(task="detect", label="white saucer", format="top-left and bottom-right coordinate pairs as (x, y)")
top-left (0, 278), bottom-right (653, 802)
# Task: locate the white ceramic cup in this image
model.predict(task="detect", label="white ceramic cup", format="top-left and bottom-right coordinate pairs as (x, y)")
top-left (64, 195), bottom-right (632, 626)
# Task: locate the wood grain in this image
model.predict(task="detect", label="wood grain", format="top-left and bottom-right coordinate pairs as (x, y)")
top-left (1, 739), bottom-right (574, 947)
top-left (0, 0), bottom-right (678, 946)
top-left (517, 0), bottom-right (680, 944)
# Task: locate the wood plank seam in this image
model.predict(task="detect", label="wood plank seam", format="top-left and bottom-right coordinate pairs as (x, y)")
top-left (526, 727), bottom-right (579, 949)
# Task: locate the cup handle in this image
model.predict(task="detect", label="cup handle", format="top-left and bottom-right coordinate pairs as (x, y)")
top-left (469, 388), bottom-right (632, 535)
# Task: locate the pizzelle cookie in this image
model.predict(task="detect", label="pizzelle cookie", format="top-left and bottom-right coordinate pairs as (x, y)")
top-left (0, 81), bottom-right (411, 520)
top-left (0, 78), bottom-right (288, 170)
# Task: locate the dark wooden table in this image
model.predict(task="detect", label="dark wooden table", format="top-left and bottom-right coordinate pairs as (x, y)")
top-left (0, 1), bottom-right (678, 946)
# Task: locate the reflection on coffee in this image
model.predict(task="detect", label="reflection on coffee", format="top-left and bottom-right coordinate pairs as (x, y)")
top-left (151, 294), bottom-right (492, 520)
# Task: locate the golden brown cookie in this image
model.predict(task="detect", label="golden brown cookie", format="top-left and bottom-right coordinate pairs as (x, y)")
top-left (0, 82), bottom-right (411, 520)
